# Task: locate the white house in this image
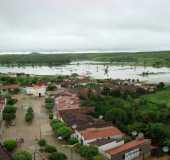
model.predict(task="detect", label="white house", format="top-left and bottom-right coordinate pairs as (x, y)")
top-left (25, 82), bottom-right (47, 97)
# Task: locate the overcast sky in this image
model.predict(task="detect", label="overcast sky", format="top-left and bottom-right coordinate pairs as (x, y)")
top-left (0, 0), bottom-right (170, 52)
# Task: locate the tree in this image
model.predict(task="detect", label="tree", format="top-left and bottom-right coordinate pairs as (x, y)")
top-left (79, 145), bottom-right (98, 160)
top-left (44, 145), bottom-right (57, 153)
top-left (57, 126), bottom-right (72, 139)
top-left (25, 107), bottom-right (34, 123)
top-left (3, 139), bottom-right (17, 151)
top-left (12, 151), bottom-right (32, 160)
top-left (48, 152), bottom-right (67, 160)
top-left (157, 82), bottom-right (165, 89)
top-left (2, 106), bottom-right (16, 123)
top-left (105, 108), bottom-right (128, 125)
top-left (38, 139), bottom-right (46, 147)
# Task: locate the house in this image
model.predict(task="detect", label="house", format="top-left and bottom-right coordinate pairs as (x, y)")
top-left (79, 126), bottom-right (124, 145)
top-left (59, 111), bottom-right (111, 131)
top-left (25, 82), bottom-right (47, 97)
top-left (0, 97), bottom-right (6, 122)
top-left (105, 139), bottom-right (151, 160)
top-left (55, 91), bottom-right (80, 118)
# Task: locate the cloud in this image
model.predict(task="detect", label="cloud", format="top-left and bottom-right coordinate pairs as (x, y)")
top-left (0, 0), bottom-right (170, 52)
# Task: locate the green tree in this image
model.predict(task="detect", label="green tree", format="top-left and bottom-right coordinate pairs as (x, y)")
top-left (105, 108), bottom-right (127, 125)
top-left (48, 152), bottom-right (67, 160)
top-left (79, 145), bottom-right (98, 160)
top-left (12, 151), bottom-right (32, 160)
top-left (57, 126), bottom-right (72, 139)
top-left (3, 106), bottom-right (16, 123)
top-left (3, 139), bottom-right (17, 151)
top-left (44, 145), bottom-right (57, 153)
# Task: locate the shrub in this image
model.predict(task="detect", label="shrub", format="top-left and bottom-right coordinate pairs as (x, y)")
top-left (3, 139), bottom-right (17, 151)
top-left (68, 137), bottom-right (79, 145)
top-left (79, 145), bottom-right (98, 160)
top-left (12, 150), bottom-right (32, 160)
top-left (25, 107), bottom-right (34, 123)
top-left (44, 145), bottom-right (57, 153)
top-left (38, 139), bottom-right (46, 147)
top-left (57, 126), bottom-right (72, 139)
top-left (2, 106), bottom-right (17, 123)
top-left (48, 152), bottom-right (67, 160)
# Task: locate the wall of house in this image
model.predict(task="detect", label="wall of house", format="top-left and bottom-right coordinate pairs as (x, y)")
top-left (99, 140), bottom-right (124, 153)
top-left (110, 143), bottom-right (151, 160)
top-left (25, 86), bottom-right (46, 96)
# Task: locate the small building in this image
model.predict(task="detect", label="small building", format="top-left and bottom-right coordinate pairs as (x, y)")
top-left (25, 82), bottom-right (47, 97)
top-left (55, 91), bottom-right (80, 112)
top-left (79, 126), bottom-right (124, 145)
top-left (105, 139), bottom-right (151, 160)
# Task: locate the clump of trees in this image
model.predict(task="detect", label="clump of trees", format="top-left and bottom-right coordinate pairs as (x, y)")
top-left (3, 105), bottom-right (17, 124)
top-left (37, 139), bottom-right (67, 160)
top-left (79, 145), bottom-right (98, 160)
top-left (12, 150), bottom-right (32, 160)
top-left (50, 119), bottom-right (72, 140)
top-left (3, 139), bottom-right (17, 151)
top-left (45, 97), bottom-right (54, 112)
top-left (25, 107), bottom-right (34, 123)
top-left (48, 152), bottom-right (67, 160)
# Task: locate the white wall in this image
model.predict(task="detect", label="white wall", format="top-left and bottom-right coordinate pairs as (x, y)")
top-left (99, 140), bottom-right (124, 152)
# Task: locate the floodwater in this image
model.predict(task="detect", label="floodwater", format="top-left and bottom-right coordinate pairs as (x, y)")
top-left (1, 61), bottom-right (170, 83)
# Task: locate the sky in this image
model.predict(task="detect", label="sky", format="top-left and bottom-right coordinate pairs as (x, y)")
top-left (0, 0), bottom-right (170, 52)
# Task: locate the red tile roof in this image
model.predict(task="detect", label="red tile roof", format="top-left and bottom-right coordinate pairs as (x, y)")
top-left (0, 84), bottom-right (19, 89)
top-left (106, 139), bottom-right (148, 155)
top-left (81, 126), bottom-right (124, 140)
top-left (55, 92), bottom-right (80, 111)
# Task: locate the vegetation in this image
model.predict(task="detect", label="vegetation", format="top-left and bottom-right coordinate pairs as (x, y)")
top-left (45, 97), bottom-right (55, 112)
top-left (1, 51), bottom-right (170, 67)
top-left (12, 150), bottom-right (32, 160)
top-left (3, 139), bottom-right (17, 151)
top-left (44, 144), bottom-right (57, 153)
top-left (68, 137), bottom-right (79, 145)
top-left (25, 107), bottom-right (34, 123)
top-left (80, 85), bottom-right (170, 149)
top-left (48, 152), bottom-right (67, 160)
top-left (79, 145), bottom-right (98, 160)
top-left (38, 139), bottom-right (47, 147)
top-left (50, 119), bottom-right (72, 140)
top-left (2, 106), bottom-right (17, 124)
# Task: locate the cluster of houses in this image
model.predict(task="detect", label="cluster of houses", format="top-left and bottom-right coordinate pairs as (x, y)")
top-left (55, 90), bottom-right (151, 160)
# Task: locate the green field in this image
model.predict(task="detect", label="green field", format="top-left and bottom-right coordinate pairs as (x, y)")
top-left (141, 86), bottom-right (170, 108)
top-left (1, 51), bottom-right (170, 67)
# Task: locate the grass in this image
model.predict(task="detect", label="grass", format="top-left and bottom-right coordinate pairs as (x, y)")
top-left (140, 86), bottom-right (170, 109)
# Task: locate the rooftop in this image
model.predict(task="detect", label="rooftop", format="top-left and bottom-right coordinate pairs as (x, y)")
top-left (81, 126), bottom-right (124, 140)
top-left (89, 138), bottom-right (121, 147)
top-left (55, 91), bottom-right (80, 111)
top-left (60, 111), bottom-right (111, 131)
top-left (0, 84), bottom-right (19, 89)
top-left (106, 139), bottom-right (149, 156)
